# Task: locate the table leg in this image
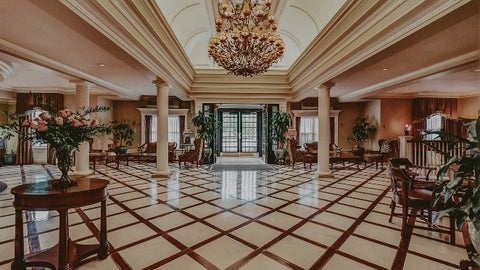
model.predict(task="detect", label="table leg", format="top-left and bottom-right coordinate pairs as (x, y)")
top-left (11, 209), bottom-right (25, 270)
top-left (98, 199), bottom-right (109, 259)
top-left (58, 209), bottom-right (71, 270)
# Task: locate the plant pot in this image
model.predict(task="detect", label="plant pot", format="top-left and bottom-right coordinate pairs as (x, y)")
top-left (352, 146), bottom-right (365, 158)
top-left (3, 154), bottom-right (16, 165)
top-left (274, 148), bottom-right (288, 162)
top-left (468, 221), bottom-right (480, 264)
top-left (114, 146), bottom-right (128, 155)
top-left (202, 147), bottom-right (212, 164)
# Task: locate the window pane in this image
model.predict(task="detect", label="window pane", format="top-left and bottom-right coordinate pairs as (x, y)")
top-left (149, 115), bottom-right (181, 146)
top-left (299, 116), bottom-right (318, 147)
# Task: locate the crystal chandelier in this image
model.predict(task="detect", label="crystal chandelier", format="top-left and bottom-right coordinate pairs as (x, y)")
top-left (208, 0), bottom-right (284, 77)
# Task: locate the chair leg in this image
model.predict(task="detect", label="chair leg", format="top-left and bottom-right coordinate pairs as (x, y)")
top-left (449, 215), bottom-right (456, 245)
top-left (401, 204), bottom-right (408, 236)
top-left (389, 201), bottom-right (396, 223)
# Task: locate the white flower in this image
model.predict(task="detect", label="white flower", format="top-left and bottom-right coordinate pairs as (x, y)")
top-left (55, 117), bottom-right (64, 125)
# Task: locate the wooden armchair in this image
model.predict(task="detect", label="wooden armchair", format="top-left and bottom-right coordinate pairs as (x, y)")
top-left (386, 167), bottom-right (456, 244)
top-left (364, 139), bottom-right (399, 169)
top-left (288, 138), bottom-right (314, 169)
top-left (178, 138), bottom-right (203, 168)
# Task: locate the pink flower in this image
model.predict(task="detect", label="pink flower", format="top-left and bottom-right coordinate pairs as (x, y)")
top-left (37, 122), bottom-right (48, 132)
top-left (59, 109), bottom-right (72, 118)
top-left (70, 119), bottom-right (82, 128)
top-left (21, 119), bottom-right (31, 127)
top-left (91, 119), bottom-right (98, 126)
top-left (39, 112), bottom-right (51, 121)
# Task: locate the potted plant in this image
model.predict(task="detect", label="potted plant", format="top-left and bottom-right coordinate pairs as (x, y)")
top-left (270, 111), bottom-right (291, 162)
top-left (348, 116), bottom-right (377, 156)
top-left (3, 149), bottom-right (16, 165)
top-left (108, 119), bottom-right (136, 155)
top-left (191, 111), bottom-right (217, 163)
top-left (0, 112), bottom-right (19, 165)
top-left (433, 118), bottom-right (479, 261)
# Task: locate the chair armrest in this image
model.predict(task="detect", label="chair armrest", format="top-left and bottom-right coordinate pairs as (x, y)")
top-left (137, 143), bottom-right (147, 154)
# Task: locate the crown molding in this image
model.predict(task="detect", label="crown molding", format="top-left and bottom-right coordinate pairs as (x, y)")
top-left (338, 51), bottom-right (479, 102)
top-left (0, 39), bottom-right (139, 100)
top-left (59, 0), bottom-right (193, 96)
top-left (0, 59), bottom-right (15, 82)
top-left (289, 0), bottom-right (471, 95)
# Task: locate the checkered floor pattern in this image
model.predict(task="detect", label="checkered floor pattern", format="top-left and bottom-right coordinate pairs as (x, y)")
top-left (0, 161), bottom-right (467, 269)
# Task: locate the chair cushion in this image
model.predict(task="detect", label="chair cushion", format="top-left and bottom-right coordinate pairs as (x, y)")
top-left (380, 140), bottom-right (391, 153)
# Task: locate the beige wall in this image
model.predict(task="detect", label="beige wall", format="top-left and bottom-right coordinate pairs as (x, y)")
top-left (380, 98), bottom-right (412, 141)
top-left (113, 100), bottom-right (143, 148)
top-left (337, 102), bottom-right (364, 150)
top-left (458, 96), bottom-right (480, 119)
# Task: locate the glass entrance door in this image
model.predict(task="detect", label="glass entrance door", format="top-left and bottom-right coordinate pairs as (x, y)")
top-left (220, 111), bottom-right (259, 153)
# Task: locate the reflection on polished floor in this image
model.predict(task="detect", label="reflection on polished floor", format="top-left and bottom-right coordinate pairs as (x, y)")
top-left (0, 162), bottom-right (466, 269)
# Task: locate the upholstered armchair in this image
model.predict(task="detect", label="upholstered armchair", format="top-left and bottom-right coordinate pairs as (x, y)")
top-left (288, 138), bottom-right (314, 169)
top-left (178, 138), bottom-right (203, 168)
top-left (138, 141), bottom-right (177, 162)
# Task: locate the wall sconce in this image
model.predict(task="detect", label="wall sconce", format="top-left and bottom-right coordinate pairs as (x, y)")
top-left (404, 124), bottom-right (412, 135)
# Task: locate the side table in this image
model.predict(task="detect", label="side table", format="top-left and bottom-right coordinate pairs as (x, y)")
top-left (11, 178), bottom-right (110, 270)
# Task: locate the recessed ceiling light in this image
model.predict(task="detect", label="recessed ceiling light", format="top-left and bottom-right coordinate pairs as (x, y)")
top-left (98, 63), bottom-right (106, 67)
top-left (382, 68), bottom-right (389, 71)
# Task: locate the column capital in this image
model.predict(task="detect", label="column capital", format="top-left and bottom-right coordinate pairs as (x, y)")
top-left (69, 79), bottom-right (94, 87)
top-left (320, 81), bottom-right (335, 90)
top-left (153, 78), bottom-right (168, 87)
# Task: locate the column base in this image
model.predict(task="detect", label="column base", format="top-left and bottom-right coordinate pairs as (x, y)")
top-left (315, 170), bottom-right (334, 178)
top-left (152, 170), bottom-right (171, 179)
top-left (72, 170), bottom-right (95, 178)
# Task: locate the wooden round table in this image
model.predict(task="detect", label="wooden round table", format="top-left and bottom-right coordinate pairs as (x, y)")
top-left (11, 178), bottom-right (109, 270)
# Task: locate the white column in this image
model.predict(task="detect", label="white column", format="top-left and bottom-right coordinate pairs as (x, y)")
top-left (152, 78), bottom-right (170, 178)
top-left (316, 82), bottom-right (334, 178)
top-left (398, 135), bottom-right (413, 160)
top-left (71, 80), bottom-right (93, 176)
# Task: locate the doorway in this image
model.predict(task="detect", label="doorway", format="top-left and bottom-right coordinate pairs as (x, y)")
top-left (219, 110), bottom-right (262, 155)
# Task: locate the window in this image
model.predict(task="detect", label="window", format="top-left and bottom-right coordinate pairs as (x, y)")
top-left (299, 116), bottom-right (318, 147)
top-left (149, 115), bottom-right (181, 145)
top-left (425, 113), bottom-right (442, 140)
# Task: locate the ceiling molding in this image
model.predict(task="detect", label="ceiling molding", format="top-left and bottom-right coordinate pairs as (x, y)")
top-left (0, 59), bottom-right (15, 82)
top-left (59, 0), bottom-right (194, 96)
top-left (338, 51), bottom-right (480, 102)
top-left (288, 0), bottom-right (471, 95)
top-left (0, 39), bottom-right (140, 100)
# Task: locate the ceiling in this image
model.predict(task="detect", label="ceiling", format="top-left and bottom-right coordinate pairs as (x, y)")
top-left (0, 0), bottom-right (478, 104)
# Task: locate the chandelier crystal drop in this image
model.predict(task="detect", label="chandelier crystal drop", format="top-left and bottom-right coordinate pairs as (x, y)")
top-left (208, 0), bottom-right (285, 77)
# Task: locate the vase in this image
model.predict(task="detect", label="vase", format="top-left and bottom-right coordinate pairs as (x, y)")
top-left (54, 149), bottom-right (77, 189)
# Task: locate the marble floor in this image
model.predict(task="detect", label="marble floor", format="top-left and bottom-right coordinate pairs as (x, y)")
top-left (0, 160), bottom-right (467, 269)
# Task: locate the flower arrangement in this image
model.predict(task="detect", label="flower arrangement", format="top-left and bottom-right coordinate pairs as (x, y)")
top-left (20, 105), bottom-right (111, 187)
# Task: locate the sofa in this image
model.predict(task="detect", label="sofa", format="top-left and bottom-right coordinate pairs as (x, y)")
top-left (137, 141), bottom-right (177, 162)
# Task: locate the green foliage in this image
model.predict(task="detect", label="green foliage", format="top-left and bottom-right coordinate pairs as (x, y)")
top-left (0, 112), bottom-right (20, 140)
top-left (28, 106), bottom-right (111, 155)
top-left (192, 111), bottom-right (218, 145)
top-left (433, 118), bottom-right (480, 231)
top-left (107, 118), bottom-right (136, 147)
top-left (270, 111), bottom-right (291, 147)
top-left (348, 117), bottom-right (377, 145)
